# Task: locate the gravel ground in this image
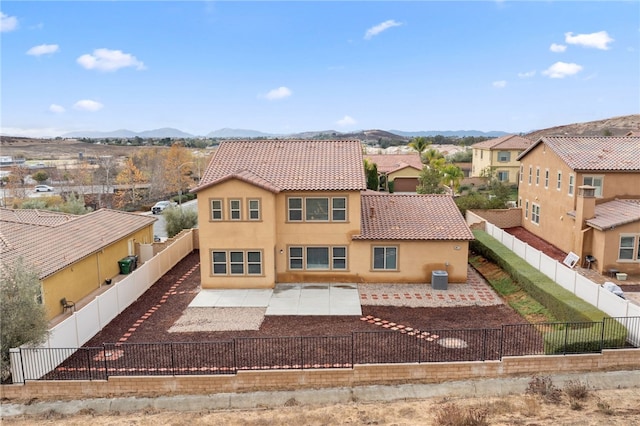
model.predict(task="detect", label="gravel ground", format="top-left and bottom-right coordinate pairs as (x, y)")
top-left (168, 307), bottom-right (266, 332)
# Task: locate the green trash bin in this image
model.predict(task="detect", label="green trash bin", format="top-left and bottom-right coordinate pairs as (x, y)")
top-left (118, 257), bottom-right (133, 274)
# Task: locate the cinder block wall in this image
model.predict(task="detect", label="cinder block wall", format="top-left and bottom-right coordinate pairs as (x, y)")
top-left (468, 209), bottom-right (522, 229)
top-left (2, 349), bottom-right (638, 401)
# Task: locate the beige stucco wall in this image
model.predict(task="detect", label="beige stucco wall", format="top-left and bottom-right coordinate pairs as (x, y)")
top-left (518, 142), bottom-right (640, 274)
top-left (388, 166), bottom-right (421, 180)
top-left (471, 148), bottom-right (523, 183)
top-left (471, 148), bottom-right (491, 177)
top-left (591, 221), bottom-right (640, 275)
top-left (42, 225), bottom-right (154, 320)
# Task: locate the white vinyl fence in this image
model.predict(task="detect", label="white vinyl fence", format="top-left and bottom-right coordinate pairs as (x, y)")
top-left (9, 230), bottom-right (195, 383)
top-left (484, 222), bottom-right (640, 345)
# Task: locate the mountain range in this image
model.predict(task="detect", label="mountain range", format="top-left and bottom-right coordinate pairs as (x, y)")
top-left (51, 114), bottom-right (640, 140)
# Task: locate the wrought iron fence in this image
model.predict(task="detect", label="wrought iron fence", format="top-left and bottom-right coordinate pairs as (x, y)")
top-left (16, 317), bottom-right (639, 383)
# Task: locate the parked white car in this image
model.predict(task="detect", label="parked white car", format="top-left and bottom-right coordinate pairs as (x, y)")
top-left (34, 184), bottom-right (54, 192)
top-left (151, 200), bottom-right (176, 214)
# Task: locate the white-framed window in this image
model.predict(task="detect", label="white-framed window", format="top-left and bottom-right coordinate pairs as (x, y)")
top-left (287, 196), bottom-right (348, 222)
top-left (528, 166), bottom-right (532, 185)
top-left (212, 250), bottom-right (263, 275)
top-left (288, 198), bottom-right (303, 221)
top-left (525, 200), bottom-right (529, 219)
top-left (373, 246), bottom-right (397, 270)
top-left (288, 246), bottom-right (348, 270)
top-left (568, 174), bottom-right (575, 196)
top-left (248, 199), bottom-right (260, 220)
top-left (497, 151), bottom-right (511, 162)
top-left (544, 169), bottom-right (549, 188)
top-left (480, 150), bottom-right (483, 159)
top-left (229, 199), bottom-right (241, 220)
top-left (556, 171), bottom-right (562, 191)
top-left (583, 175), bottom-right (604, 197)
top-left (618, 235), bottom-right (640, 261)
top-left (519, 164), bottom-right (523, 183)
top-left (497, 171), bottom-right (509, 182)
top-left (332, 197), bottom-right (347, 221)
top-left (518, 197), bottom-right (522, 207)
top-left (535, 167), bottom-right (540, 185)
top-left (531, 203), bottom-right (540, 225)
top-left (211, 199), bottom-right (223, 220)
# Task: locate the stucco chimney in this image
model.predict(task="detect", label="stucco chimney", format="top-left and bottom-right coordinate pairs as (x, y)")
top-left (576, 185), bottom-right (596, 226)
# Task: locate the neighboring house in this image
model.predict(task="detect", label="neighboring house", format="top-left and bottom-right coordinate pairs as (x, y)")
top-left (0, 208), bottom-right (156, 320)
top-left (516, 136), bottom-right (640, 275)
top-left (470, 135), bottom-right (533, 183)
top-left (192, 140), bottom-right (473, 289)
top-left (364, 153), bottom-right (423, 192)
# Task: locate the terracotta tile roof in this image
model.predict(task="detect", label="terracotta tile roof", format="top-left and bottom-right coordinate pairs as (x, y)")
top-left (568, 199), bottom-right (640, 231)
top-left (471, 134), bottom-right (533, 150)
top-left (195, 140), bottom-right (367, 193)
top-left (364, 154), bottom-right (423, 174)
top-left (517, 136), bottom-right (640, 171)
top-left (0, 208), bottom-right (156, 279)
top-left (0, 208), bottom-right (76, 226)
top-left (354, 194), bottom-right (474, 241)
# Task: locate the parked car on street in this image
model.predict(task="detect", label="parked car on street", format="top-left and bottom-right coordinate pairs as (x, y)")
top-left (151, 200), bottom-right (176, 214)
top-left (34, 184), bottom-right (54, 192)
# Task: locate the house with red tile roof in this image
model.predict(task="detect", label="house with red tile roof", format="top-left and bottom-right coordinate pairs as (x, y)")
top-left (364, 153), bottom-right (423, 192)
top-left (471, 135), bottom-right (533, 183)
top-left (0, 208), bottom-right (156, 320)
top-left (192, 140), bottom-right (473, 289)
top-left (516, 136), bottom-right (640, 276)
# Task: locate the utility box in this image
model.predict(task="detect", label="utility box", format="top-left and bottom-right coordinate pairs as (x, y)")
top-left (431, 270), bottom-right (448, 290)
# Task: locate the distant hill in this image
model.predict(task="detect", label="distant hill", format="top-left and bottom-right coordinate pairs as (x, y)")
top-left (524, 114), bottom-right (640, 140)
top-left (61, 128), bottom-right (194, 138)
top-left (206, 128), bottom-right (276, 138)
top-left (389, 129), bottom-right (509, 138)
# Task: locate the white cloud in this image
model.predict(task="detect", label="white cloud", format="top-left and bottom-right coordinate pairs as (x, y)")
top-left (518, 70), bottom-right (536, 78)
top-left (73, 100), bottom-right (104, 111)
top-left (542, 62), bottom-right (583, 79)
top-left (565, 31), bottom-right (614, 50)
top-left (77, 48), bottom-right (146, 72)
top-left (263, 86), bottom-right (292, 100)
top-left (0, 12), bottom-right (18, 32)
top-left (336, 115), bottom-right (356, 127)
top-left (549, 43), bottom-right (566, 53)
top-left (0, 127), bottom-right (65, 138)
top-left (26, 44), bottom-right (60, 56)
top-left (49, 104), bottom-right (65, 113)
top-left (364, 20), bottom-right (403, 40)
top-left (492, 80), bottom-right (507, 89)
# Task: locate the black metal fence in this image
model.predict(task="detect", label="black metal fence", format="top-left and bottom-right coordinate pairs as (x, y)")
top-left (15, 317), bottom-right (639, 383)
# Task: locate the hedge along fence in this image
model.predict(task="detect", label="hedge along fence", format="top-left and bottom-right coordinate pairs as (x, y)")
top-left (471, 230), bottom-right (627, 354)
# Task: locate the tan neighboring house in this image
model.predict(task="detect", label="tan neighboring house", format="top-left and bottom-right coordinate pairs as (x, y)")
top-left (516, 136), bottom-right (640, 276)
top-left (191, 140), bottom-right (473, 289)
top-left (364, 153), bottom-right (423, 192)
top-left (0, 208), bottom-right (156, 321)
top-left (471, 135), bottom-right (533, 183)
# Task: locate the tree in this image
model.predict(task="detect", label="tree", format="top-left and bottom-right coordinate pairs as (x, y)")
top-left (408, 137), bottom-right (430, 159)
top-left (114, 157), bottom-right (147, 209)
top-left (363, 158), bottom-right (379, 191)
top-left (164, 144), bottom-right (195, 197)
top-left (416, 166), bottom-right (445, 194)
top-left (0, 258), bottom-right (49, 382)
top-left (441, 164), bottom-right (464, 194)
top-left (163, 206), bottom-right (198, 238)
top-left (424, 148), bottom-right (444, 166)
top-left (32, 171), bottom-right (49, 184)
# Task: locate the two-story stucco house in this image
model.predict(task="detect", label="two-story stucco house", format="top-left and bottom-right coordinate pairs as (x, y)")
top-left (471, 135), bottom-right (533, 183)
top-left (364, 153), bottom-right (423, 192)
top-left (516, 136), bottom-right (640, 276)
top-left (191, 140), bottom-right (473, 289)
top-left (0, 208), bottom-right (156, 320)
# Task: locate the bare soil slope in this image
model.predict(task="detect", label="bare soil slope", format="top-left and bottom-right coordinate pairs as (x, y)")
top-left (525, 114), bottom-right (640, 140)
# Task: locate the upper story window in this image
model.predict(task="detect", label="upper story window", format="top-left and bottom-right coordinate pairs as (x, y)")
top-left (556, 171), bottom-right (562, 191)
top-left (528, 166), bottom-right (532, 185)
top-left (229, 199), bottom-right (241, 220)
top-left (248, 199), bottom-right (261, 220)
top-left (544, 169), bottom-right (549, 189)
top-left (535, 167), bottom-right (540, 186)
top-left (583, 176), bottom-right (603, 197)
top-left (497, 151), bottom-right (511, 162)
top-left (211, 199), bottom-right (223, 220)
top-left (287, 196), bottom-right (348, 222)
top-left (480, 150), bottom-right (483, 159)
top-left (519, 165), bottom-right (523, 183)
top-left (568, 174), bottom-right (575, 196)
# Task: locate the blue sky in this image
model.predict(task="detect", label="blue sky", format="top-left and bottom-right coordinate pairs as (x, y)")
top-left (2, 1), bottom-right (639, 137)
